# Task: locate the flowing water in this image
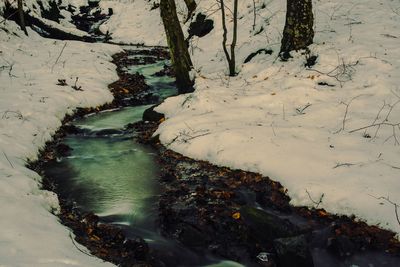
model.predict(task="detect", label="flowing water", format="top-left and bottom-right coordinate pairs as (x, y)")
top-left (44, 54), bottom-right (244, 267)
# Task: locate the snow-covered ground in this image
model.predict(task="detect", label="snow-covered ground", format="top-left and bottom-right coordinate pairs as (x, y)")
top-left (156, 0), bottom-right (400, 235)
top-left (0, 12), bottom-right (120, 267)
top-left (102, 0), bottom-right (400, 235)
top-left (0, 0), bottom-right (399, 265)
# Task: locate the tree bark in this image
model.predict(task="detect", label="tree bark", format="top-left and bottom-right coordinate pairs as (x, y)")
top-left (160, 0), bottom-right (194, 94)
top-left (220, 0), bottom-right (238, 76)
top-left (17, 0), bottom-right (28, 35)
top-left (280, 0), bottom-right (314, 55)
top-left (183, 0), bottom-right (197, 22)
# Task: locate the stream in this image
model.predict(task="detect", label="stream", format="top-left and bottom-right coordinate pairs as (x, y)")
top-left (43, 53), bottom-right (243, 267)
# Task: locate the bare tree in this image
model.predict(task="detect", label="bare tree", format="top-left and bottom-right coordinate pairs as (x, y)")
top-left (160, 0), bottom-right (194, 93)
top-left (17, 0), bottom-right (28, 35)
top-left (220, 0), bottom-right (238, 76)
top-left (280, 0), bottom-right (314, 58)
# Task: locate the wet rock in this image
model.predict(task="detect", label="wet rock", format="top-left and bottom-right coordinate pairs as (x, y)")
top-left (327, 235), bottom-right (356, 257)
top-left (55, 143), bottom-right (72, 157)
top-left (62, 124), bottom-right (84, 135)
top-left (240, 206), bottom-right (299, 244)
top-left (273, 235), bottom-right (314, 267)
top-left (178, 224), bottom-right (208, 247)
top-left (153, 64), bottom-right (175, 77)
top-left (143, 105), bottom-right (165, 122)
top-left (95, 129), bottom-right (124, 136)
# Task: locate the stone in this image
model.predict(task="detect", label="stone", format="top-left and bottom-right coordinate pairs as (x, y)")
top-left (142, 104), bottom-right (165, 122)
top-left (94, 129), bottom-right (124, 136)
top-left (240, 206), bottom-right (299, 244)
top-left (273, 235), bottom-right (314, 267)
top-left (327, 235), bottom-right (356, 257)
top-left (188, 13), bottom-right (214, 39)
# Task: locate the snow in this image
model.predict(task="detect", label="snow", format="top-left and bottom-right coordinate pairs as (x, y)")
top-left (153, 0), bottom-right (400, 235)
top-left (0, 0), bottom-right (399, 265)
top-left (87, 0), bottom-right (400, 236)
top-left (0, 18), bottom-right (119, 267)
top-left (99, 0), bottom-right (166, 46)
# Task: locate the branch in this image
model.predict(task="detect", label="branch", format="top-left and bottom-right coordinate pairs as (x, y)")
top-left (349, 122), bottom-right (400, 133)
top-left (335, 95), bottom-right (365, 133)
top-left (369, 194), bottom-right (400, 226)
top-left (306, 189), bottom-right (324, 209)
top-left (2, 151), bottom-right (14, 168)
top-left (68, 232), bottom-right (95, 258)
top-left (51, 42), bottom-right (67, 73)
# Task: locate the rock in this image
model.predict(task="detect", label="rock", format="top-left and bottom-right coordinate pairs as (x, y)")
top-left (95, 128), bottom-right (124, 136)
top-left (178, 224), bottom-right (208, 247)
top-left (327, 235), bottom-right (356, 257)
top-left (240, 206), bottom-right (299, 244)
top-left (55, 143), bottom-right (72, 157)
top-left (273, 235), bottom-right (314, 267)
top-left (188, 13), bottom-right (214, 39)
top-left (142, 104), bottom-right (165, 122)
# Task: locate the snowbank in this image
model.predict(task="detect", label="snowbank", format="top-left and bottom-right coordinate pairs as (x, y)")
top-left (0, 21), bottom-right (120, 266)
top-left (91, 0), bottom-right (400, 237)
top-left (153, 0), bottom-right (400, 235)
top-left (99, 0), bottom-right (166, 46)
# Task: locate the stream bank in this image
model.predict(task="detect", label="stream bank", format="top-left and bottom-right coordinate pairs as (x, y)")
top-left (132, 118), bottom-right (400, 267)
top-left (28, 48), bottom-right (172, 267)
top-left (29, 46), bottom-right (400, 266)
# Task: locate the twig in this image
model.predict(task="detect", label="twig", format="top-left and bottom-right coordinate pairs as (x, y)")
top-left (51, 42), bottom-right (67, 73)
top-left (295, 103), bottom-right (312, 115)
top-left (367, 101), bottom-right (386, 138)
top-left (306, 189), bottom-right (324, 209)
top-left (68, 232), bottom-right (95, 258)
top-left (2, 151), bottom-right (14, 169)
top-left (368, 194), bottom-right (400, 226)
top-left (307, 58), bottom-right (359, 87)
top-left (335, 95), bottom-right (365, 133)
top-left (349, 122), bottom-right (400, 133)
top-left (333, 162), bottom-right (356, 169)
top-left (270, 122), bottom-right (276, 136)
top-left (183, 132), bottom-right (211, 142)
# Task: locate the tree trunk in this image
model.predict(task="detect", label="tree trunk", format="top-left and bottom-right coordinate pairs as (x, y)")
top-left (160, 0), bottom-right (194, 94)
top-left (280, 0), bottom-right (314, 55)
top-left (183, 0), bottom-right (197, 22)
top-left (17, 0), bottom-right (28, 35)
top-left (220, 0), bottom-right (238, 76)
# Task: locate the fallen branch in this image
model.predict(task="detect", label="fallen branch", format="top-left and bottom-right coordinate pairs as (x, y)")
top-left (307, 58), bottom-right (359, 87)
top-left (335, 94), bottom-right (365, 133)
top-left (68, 232), bottom-right (95, 258)
top-left (333, 162), bottom-right (356, 169)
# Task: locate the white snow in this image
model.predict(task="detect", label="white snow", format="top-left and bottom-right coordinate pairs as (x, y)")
top-left (157, 0), bottom-right (400, 235)
top-left (0, 18), bottom-right (119, 267)
top-left (0, 0), bottom-right (400, 265)
top-left (92, 0), bottom-right (400, 236)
